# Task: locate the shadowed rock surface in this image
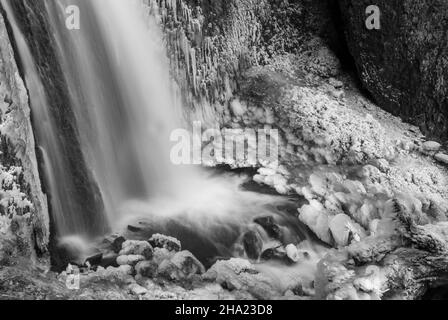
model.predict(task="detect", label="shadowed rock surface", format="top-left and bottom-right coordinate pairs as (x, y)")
top-left (338, 0), bottom-right (448, 138)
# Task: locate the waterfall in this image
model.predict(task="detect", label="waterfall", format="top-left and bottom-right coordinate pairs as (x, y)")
top-left (1, 0), bottom-right (315, 269)
top-left (2, 0), bottom-right (204, 237)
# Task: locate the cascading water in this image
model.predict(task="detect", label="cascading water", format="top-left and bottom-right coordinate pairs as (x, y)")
top-left (2, 0), bottom-right (322, 281)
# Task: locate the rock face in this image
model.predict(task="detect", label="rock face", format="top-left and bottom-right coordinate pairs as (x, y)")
top-left (338, 0), bottom-right (448, 138)
top-left (2, 0), bottom-right (109, 238)
top-left (149, 0), bottom-right (342, 119)
top-left (0, 9), bottom-right (49, 258)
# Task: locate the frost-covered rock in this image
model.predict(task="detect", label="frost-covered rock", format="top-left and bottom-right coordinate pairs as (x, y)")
top-left (298, 200), bottom-right (332, 245)
top-left (204, 258), bottom-right (281, 299)
top-left (329, 214), bottom-right (366, 247)
top-left (135, 260), bottom-right (158, 278)
top-left (119, 240), bottom-right (153, 259)
top-left (116, 255), bottom-right (145, 266)
top-left (149, 234), bottom-right (181, 252)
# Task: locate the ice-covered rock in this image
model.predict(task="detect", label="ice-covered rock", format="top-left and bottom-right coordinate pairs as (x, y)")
top-left (135, 260), bottom-right (158, 278)
top-left (119, 240), bottom-right (153, 259)
top-left (329, 214), bottom-right (366, 247)
top-left (149, 234), bottom-right (181, 252)
top-left (285, 244), bottom-right (300, 263)
top-left (116, 255), bottom-right (145, 266)
top-left (204, 258), bottom-right (280, 299)
top-left (298, 200), bottom-right (333, 245)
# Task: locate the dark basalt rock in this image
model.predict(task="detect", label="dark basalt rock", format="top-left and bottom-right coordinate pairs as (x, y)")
top-left (3, 0), bottom-right (109, 240)
top-left (254, 216), bottom-right (282, 240)
top-left (260, 247), bottom-right (292, 264)
top-left (85, 253), bottom-right (103, 267)
top-left (242, 230), bottom-right (263, 260)
top-left (338, 0), bottom-right (448, 138)
top-left (111, 236), bottom-right (126, 254)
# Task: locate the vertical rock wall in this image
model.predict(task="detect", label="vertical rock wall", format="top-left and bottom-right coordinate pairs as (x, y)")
top-left (0, 10), bottom-right (49, 262)
top-left (338, 0), bottom-right (448, 138)
top-left (146, 0), bottom-right (340, 122)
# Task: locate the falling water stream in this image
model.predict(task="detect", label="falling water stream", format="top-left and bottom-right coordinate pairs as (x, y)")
top-left (2, 0), bottom-right (323, 285)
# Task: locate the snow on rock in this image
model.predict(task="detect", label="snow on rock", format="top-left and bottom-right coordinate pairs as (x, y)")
top-left (119, 240), bottom-right (153, 259)
top-left (149, 234), bottom-right (181, 252)
top-left (329, 214), bottom-right (366, 247)
top-left (116, 255), bottom-right (145, 266)
top-left (204, 258), bottom-right (281, 300)
top-left (298, 200), bottom-right (333, 245)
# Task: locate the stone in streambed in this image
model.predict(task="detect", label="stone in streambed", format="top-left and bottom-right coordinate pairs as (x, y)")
top-left (285, 244), bottom-right (300, 263)
top-left (254, 216), bottom-right (282, 240)
top-left (100, 251), bottom-right (119, 268)
top-left (127, 225), bottom-right (143, 232)
top-left (171, 250), bottom-right (206, 276)
top-left (119, 240), bottom-right (153, 259)
top-left (242, 230), bottom-right (263, 260)
top-left (85, 252), bottom-right (103, 266)
top-left (149, 234), bottom-right (181, 252)
top-left (116, 254), bottom-right (145, 266)
top-left (260, 247), bottom-right (291, 264)
top-left (157, 250), bottom-right (205, 281)
top-left (135, 260), bottom-right (158, 278)
top-left (111, 236), bottom-right (126, 254)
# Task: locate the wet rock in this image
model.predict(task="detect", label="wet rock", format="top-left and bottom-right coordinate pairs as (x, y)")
top-left (135, 260), bottom-right (158, 278)
top-left (253, 216), bottom-right (282, 240)
top-left (85, 253), bottom-right (103, 267)
top-left (127, 225), bottom-right (143, 233)
top-left (435, 153), bottom-right (448, 165)
top-left (100, 251), bottom-right (119, 268)
top-left (119, 240), bottom-right (153, 259)
top-left (149, 234), bottom-right (181, 252)
top-left (242, 230), bottom-right (263, 260)
top-left (111, 236), bottom-right (126, 254)
top-left (260, 247), bottom-right (291, 264)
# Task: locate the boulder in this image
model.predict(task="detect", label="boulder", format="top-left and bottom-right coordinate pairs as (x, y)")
top-left (116, 255), bottom-right (145, 266)
top-left (260, 247), bottom-right (291, 264)
top-left (119, 240), bottom-right (153, 259)
top-left (329, 214), bottom-right (366, 247)
top-left (149, 234), bottom-right (181, 252)
top-left (253, 216), bottom-right (282, 240)
top-left (135, 260), bottom-right (158, 278)
top-left (170, 250), bottom-right (206, 276)
top-left (338, 0), bottom-right (448, 137)
top-left (204, 258), bottom-right (280, 300)
top-left (242, 230), bottom-right (263, 260)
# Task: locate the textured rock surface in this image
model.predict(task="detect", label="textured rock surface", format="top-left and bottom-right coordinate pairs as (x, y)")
top-left (0, 10), bottom-right (49, 259)
top-left (338, 0), bottom-right (448, 138)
